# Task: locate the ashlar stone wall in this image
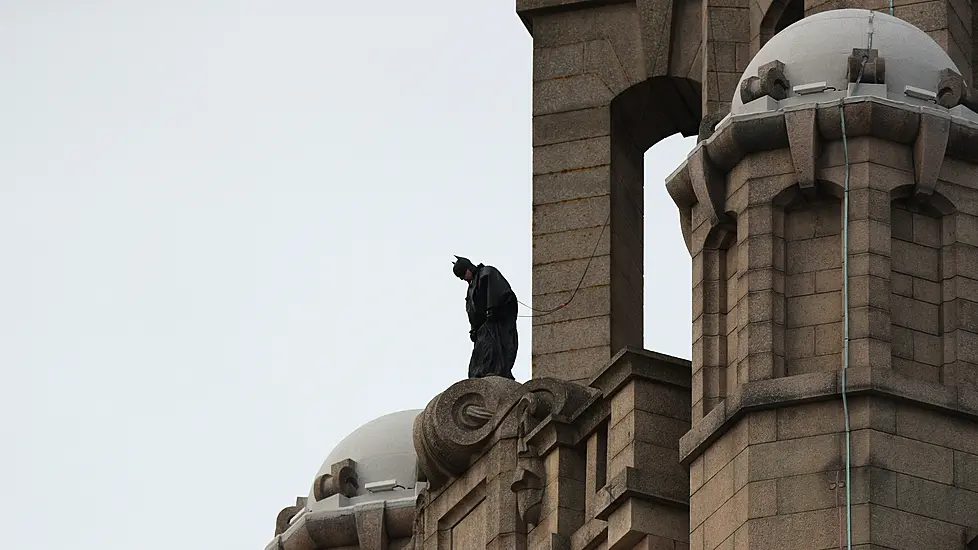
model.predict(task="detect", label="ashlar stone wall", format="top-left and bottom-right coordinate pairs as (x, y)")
top-left (783, 197), bottom-right (844, 377)
top-left (412, 350), bottom-right (692, 550)
top-left (668, 100), bottom-right (978, 549)
top-left (689, 395), bottom-right (978, 548)
top-left (890, 199), bottom-right (947, 383)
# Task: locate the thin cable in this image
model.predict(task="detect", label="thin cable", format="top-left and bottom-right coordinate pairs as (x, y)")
top-left (838, 12), bottom-right (875, 550)
top-left (840, 101), bottom-right (853, 550)
top-left (518, 210), bottom-right (612, 318)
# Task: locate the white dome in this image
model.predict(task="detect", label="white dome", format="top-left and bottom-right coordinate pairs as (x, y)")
top-left (309, 409), bottom-right (422, 502)
top-left (731, 9), bottom-right (962, 114)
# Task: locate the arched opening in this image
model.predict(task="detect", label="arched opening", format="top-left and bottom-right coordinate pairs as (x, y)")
top-left (760, 0), bottom-right (805, 47)
top-left (606, 77), bottom-right (701, 360)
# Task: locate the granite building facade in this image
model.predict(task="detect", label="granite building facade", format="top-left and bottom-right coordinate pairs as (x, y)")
top-left (264, 4), bottom-right (978, 550)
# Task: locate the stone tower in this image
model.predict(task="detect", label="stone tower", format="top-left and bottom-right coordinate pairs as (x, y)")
top-left (517, 0), bottom-right (974, 385)
top-left (263, 6), bottom-right (978, 550)
top-left (665, 9), bottom-right (978, 548)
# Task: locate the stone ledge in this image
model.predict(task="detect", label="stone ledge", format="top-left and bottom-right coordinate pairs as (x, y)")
top-left (589, 346), bottom-right (692, 396)
top-left (515, 0), bottom-right (632, 33)
top-left (266, 496), bottom-right (417, 550)
top-left (570, 518), bottom-right (608, 550)
top-left (525, 415), bottom-right (585, 456)
top-left (667, 97), bottom-right (978, 250)
top-left (592, 466), bottom-right (690, 522)
top-left (679, 366), bottom-right (978, 464)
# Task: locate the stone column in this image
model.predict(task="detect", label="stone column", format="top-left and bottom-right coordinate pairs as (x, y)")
top-left (590, 348), bottom-right (692, 549)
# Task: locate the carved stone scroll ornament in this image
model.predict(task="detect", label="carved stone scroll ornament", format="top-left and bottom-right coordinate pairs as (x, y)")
top-left (697, 107), bottom-right (730, 143)
top-left (740, 60), bottom-right (790, 104)
top-left (274, 496), bottom-right (308, 536)
top-left (511, 392), bottom-right (546, 529)
top-left (936, 68), bottom-right (978, 113)
top-left (312, 458), bottom-right (359, 500)
top-left (413, 376), bottom-right (524, 491)
top-left (413, 376), bottom-right (598, 492)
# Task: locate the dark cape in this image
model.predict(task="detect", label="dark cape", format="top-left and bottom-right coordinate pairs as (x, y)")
top-left (465, 265), bottom-right (519, 379)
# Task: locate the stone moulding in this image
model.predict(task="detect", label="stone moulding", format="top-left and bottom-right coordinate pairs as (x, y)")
top-left (678, 365), bottom-right (978, 465)
top-left (265, 497), bottom-right (416, 550)
top-left (784, 106), bottom-right (820, 190)
top-left (592, 466), bottom-right (689, 521)
top-left (412, 375), bottom-right (600, 493)
top-left (513, 0), bottom-right (635, 33)
top-left (666, 96), bottom-right (978, 251)
top-left (275, 497), bottom-right (308, 536)
top-left (511, 393), bottom-right (547, 529)
top-left (937, 68), bottom-right (978, 113)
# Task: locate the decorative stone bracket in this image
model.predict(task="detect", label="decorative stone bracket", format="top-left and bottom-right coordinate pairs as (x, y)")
top-left (511, 392), bottom-right (546, 529)
top-left (667, 97), bottom-right (978, 251)
top-left (913, 109), bottom-right (951, 199)
top-left (740, 60), bottom-right (790, 104)
top-left (937, 68), bottom-right (978, 113)
top-left (275, 496), bottom-right (308, 536)
top-left (413, 376), bottom-right (598, 493)
top-left (313, 458), bottom-right (359, 500)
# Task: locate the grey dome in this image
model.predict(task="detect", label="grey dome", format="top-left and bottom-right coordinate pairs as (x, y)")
top-left (731, 9), bottom-right (962, 114)
top-left (309, 408), bottom-right (422, 503)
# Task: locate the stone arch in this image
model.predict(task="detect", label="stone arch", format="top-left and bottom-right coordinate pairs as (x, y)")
top-left (611, 76), bottom-right (702, 153)
top-left (603, 76), bottom-right (701, 362)
top-left (759, 0), bottom-right (804, 48)
top-left (888, 185), bottom-right (956, 385)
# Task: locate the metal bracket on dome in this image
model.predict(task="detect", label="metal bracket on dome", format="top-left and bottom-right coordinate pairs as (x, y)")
top-left (740, 60), bottom-right (790, 104)
top-left (936, 68), bottom-right (978, 113)
top-left (847, 48), bottom-right (885, 84)
top-left (313, 458), bottom-right (359, 500)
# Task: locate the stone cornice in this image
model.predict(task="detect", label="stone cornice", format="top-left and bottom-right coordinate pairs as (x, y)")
top-left (666, 97), bottom-right (978, 249)
top-left (593, 466), bottom-right (690, 521)
top-left (679, 366), bottom-right (978, 465)
top-left (266, 496), bottom-right (417, 550)
top-left (589, 346), bottom-right (692, 395)
top-left (514, 0), bottom-right (632, 33)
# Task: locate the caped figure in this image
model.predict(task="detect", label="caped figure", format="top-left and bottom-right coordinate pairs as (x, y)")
top-left (452, 256), bottom-right (518, 380)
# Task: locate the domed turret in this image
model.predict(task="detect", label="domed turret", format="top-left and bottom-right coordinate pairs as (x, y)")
top-left (732, 9), bottom-right (971, 117)
top-left (308, 409), bottom-right (422, 504)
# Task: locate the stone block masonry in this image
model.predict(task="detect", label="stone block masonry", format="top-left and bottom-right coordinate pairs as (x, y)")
top-left (521, 0), bottom-right (701, 383)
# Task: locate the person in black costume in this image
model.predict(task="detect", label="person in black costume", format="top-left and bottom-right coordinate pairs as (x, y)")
top-left (452, 256), bottom-right (518, 380)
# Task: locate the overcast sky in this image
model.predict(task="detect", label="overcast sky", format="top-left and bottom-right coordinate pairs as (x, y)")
top-left (1, 2), bottom-right (694, 548)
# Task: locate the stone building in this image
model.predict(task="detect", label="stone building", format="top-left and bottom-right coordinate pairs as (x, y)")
top-left (263, 5), bottom-right (978, 550)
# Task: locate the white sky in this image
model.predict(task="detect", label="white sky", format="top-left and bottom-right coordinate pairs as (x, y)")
top-left (1, 2), bottom-right (694, 548)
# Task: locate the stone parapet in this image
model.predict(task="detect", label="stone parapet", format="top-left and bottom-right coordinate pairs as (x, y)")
top-left (408, 348), bottom-right (690, 550)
